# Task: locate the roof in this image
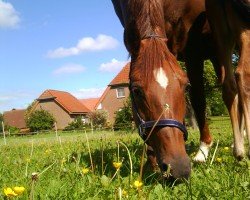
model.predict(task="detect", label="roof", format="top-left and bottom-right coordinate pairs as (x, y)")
top-left (3, 109), bottom-right (26, 129)
top-left (109, 62), bottom-right (130, 86)
top-left (95, 62), bottom-right (130, 109)
top-left (79, 98), bottom-right (100, 111)
top-left (37, 89), bottom-right (90, 114)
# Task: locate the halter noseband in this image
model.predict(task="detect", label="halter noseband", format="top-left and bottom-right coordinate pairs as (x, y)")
top-left (138, 118), bottom-right (188, 141)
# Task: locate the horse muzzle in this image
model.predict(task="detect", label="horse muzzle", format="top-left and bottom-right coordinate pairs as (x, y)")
top-left (160, 156), bottom-right (191, 181)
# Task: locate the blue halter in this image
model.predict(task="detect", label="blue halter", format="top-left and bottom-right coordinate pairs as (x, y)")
top-left (129, 85), bottom-right (188, 142)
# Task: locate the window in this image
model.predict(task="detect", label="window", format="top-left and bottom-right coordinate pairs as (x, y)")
top-left (97, 103), bottom-right (102, 109)
top-left (116, 87), bottom-right (125, 98)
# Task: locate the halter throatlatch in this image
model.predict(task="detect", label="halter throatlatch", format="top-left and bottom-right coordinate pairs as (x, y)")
top-left (142, 33), bottom-right (167, 41)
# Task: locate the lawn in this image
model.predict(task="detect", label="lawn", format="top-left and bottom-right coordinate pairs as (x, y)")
top-left (0, 116), bottom-right (249, 199)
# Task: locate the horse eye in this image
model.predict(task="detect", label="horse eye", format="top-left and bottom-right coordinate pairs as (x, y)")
top-left (132, 87), bottom-right (144, 97)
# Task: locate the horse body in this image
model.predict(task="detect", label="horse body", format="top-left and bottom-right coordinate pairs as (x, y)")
top-left (111, 0), bottom-right (250, 180)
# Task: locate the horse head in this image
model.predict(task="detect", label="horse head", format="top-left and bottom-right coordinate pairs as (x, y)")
top-left (112, 0), bottom-right (191, 180)
top-left (129, 36), bottom-right (191, 180)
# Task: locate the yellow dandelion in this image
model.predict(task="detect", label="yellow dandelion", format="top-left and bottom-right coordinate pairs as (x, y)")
top-left (13, 186), bottom-right (25, 195)
top-left (82, 168), bottom-right (90, 175)
top-left (113, 162), bottom-right (122, 170)
top-left (134, 180), bottom-right (143, 189)
top-left (224, 147), bottom-right (229, 151)
top-left (122, 189), bottom-right (128, 198)
top-left (61, 158), bottom-right (66, 164)
top-left (45, 149), bottom-right (51, 154)
top-left (26, 158), bottom-right (31, 163)
top-left (216, 157), bottom-right (222, 163)
top-left (3, 187), bottom-right (18, 197)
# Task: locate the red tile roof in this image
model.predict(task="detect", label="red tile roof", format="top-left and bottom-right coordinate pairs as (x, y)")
top-left (79, 98), bottom-right (100, 111)
top-left (109, 62), bottom-right (130, 86)
top-left (37, 89), bottom-right (90, 114)
top-left (3, 109), bottom-right (26, 129)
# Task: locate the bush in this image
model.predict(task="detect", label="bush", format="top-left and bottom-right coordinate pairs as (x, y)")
top-left (64, 116), bottom-right (85, 131)
top-left (114, 98), bottom-right (133, 131)
top-left (26, 110), bottom-right (55, 132)
top-left (4, 125), bottom-right (20, 134)
top-left (88, 110), bottom-right (108, 129)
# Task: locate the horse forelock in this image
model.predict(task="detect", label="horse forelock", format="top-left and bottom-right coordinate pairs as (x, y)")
top-left (131, 38), bottom-right (182, 88)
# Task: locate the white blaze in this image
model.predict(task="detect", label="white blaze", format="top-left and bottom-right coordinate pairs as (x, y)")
top-left (154, 67), bottom-right (169, 89)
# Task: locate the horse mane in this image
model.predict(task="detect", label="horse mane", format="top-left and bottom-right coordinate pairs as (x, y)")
top-left (126, 0), bottom-right (182, 84)
top-left (127, 0), bottom-right (165, 38)
top-left (232, 0), bottom-right (250, 22)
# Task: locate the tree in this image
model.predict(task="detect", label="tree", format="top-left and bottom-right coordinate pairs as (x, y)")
top-left (24, 100), bottom-right (37, 122)
top-left (180, 60), bottom-right (227, 116)
top-left (88, 110), bottom-right (108, 129)
top-left (26, 110), bottom-right (55, 132)
top-left (203, 60), bottom-right (227, 116)
top-left (0, 113), bottom-right (3, 132)
top-left (114, 98), bottom-right (133, 130)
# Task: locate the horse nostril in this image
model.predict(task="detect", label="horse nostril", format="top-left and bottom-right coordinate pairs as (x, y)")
top-left (161, 163), bottom-right (172, 178)
top-left (161, 163), bottom-right (171, 172)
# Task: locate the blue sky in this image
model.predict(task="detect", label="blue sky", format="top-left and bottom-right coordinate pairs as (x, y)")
top-left (0, 0), bottom-right (129, 113)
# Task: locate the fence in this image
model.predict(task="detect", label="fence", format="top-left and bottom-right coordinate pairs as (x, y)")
top-left (0, 121), bottom-right (136, 138)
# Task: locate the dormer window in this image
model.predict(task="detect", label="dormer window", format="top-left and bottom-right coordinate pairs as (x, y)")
top-left (116, 87), bottom-right (125, 98)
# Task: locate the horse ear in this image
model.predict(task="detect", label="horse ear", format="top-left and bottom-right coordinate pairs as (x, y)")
top-left (124, 22), bottom-right (140, 54)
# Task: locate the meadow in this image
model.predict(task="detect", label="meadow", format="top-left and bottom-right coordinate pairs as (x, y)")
top-left (0, 116), bottom-right (249, 199)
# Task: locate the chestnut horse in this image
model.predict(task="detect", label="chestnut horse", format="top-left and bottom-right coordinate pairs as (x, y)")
top-left (206, 0), bottom-right (250, 159)
top-left (111, 0), bottom-right (249, 180)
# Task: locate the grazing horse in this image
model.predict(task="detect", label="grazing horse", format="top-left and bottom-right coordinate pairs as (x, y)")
top-left (206, 0), bottom-right (250, 159)
top-left (111, 0), bottom-right (248, 180)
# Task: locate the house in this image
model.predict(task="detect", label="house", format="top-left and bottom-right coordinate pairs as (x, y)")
top-left (79, 98), bottom-right (100, 112)
top-left (3, 109), bottom-right (27, 130)
top-left (95, 62), bottom-right (130, 123)
top-left (33, 89), bottom-right (90, 129)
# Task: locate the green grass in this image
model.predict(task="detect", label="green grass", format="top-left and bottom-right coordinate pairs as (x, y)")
top-left (0, 117), bottom-right (249, 199)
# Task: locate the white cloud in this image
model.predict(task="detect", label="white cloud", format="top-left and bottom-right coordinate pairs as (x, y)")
top-left (99, 58), bottom-right (127, 73)
top-left (0, 91), bottom-right (38, 112)
top-left (72, 87), bottom-right (106, 99)
top-left (53, 64), bottom-right (86, 75)
top-left (0, 0), bottom-right (20, 29)
top-left (47, 34), bottom-right (119, 58)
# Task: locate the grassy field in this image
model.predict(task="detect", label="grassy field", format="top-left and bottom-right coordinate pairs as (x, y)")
top-left (0, 117), bottom-right (249, 199)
